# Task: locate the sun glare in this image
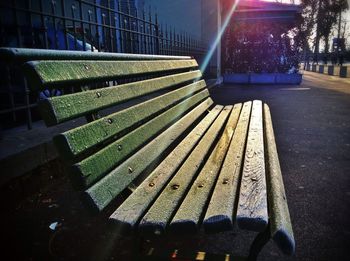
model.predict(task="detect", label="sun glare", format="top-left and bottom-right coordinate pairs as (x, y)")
top-left (200, 0), bottom-right (241, 73)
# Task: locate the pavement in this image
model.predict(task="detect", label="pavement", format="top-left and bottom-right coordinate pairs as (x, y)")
top-left (209, 70), bottom-right (350, 260)
top-left (1, 71), bottom-right (349, 260)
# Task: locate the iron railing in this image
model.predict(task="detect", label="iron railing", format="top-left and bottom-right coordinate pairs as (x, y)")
top-left (0, 0), bottom-right (207, 130)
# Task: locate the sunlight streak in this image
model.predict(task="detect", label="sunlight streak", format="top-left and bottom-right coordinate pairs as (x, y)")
top-left (200, 0), bottom-right (241, 73)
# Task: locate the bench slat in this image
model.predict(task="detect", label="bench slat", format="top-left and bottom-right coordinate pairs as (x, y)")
top-left (72, 89), bottom-right (210, 188)
top-left (203, 101), bottom-right (252, 233)
top-left (169, 104), bottom-right (242, 234)
top-left (109, 105), bottom-right (224, 231)
top-left (84, 98), bottom-right (214, 212)
top-left (264, 104), bottom-right (295, 255)
top-left (24, 59), bottom-right (198, 89)
top-left (40, 70), bottom-right (202, 126)
top-left (54, 80), bottom-right (207, 159)
top-left (236, 100), bottom-right (268, 232)
top-left (0, 47), bottom-right (191, 63)
top-left (138, 106), bottom-right (232, 235)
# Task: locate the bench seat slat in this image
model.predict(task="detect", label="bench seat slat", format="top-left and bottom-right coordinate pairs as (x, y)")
top-left (138, 106), bottom-right (233, 235)
top-left (203, 101), bottom-right (252, 233)
top-left (236, 100), bottom-right (268, 232)
top-left (24, 59), bottom-right (198, 89)
top-left (109, 105), bottom-right (224, 231)
top-left (40, 70), bottom-right (202, 126)
top-left (54, 80), bottom-right (207, 159)
top-left (169, 104), bottom-right (242, 234)
top-left (84, 98), bottom-right (214, 212)
top-left (73, 89), bottom-right (210, 188)
top-left (264, 104), bottom-right (295, 255)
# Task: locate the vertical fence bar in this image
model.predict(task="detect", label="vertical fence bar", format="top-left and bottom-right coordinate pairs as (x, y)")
top-left (26, 0), bottom-right (35, 47)
top-left (142, 9), bottom-right (147, 54)
top-left (88, 10), bottom-right (93, 50)
top-left (155, 12), bottom-right (160, 54)
top-left (135, 9), bottom-right (140, 54)
top-left (102, 13), bottom-right (107, 51)
top-left (51, 0), bottom-right (59, 49)
top-left (114, 14), bottom-right (119, 52)
top-left (13, 0), bottom-right (22, 47)
top-left (118, 1), bottom-right (124, 53)
top-left (148, 8), bottom-right (152, 54)
top-left (39, 0), bottom-right (49, 48)
top-left (166, 25), bottom-right (169, 55)
top-left (107, 0), bottom-right (113, 52)
top-left (94, 0), bottom-right (101, 51)
top-left (127, 1), bottom-right (133, 54)
top-left (71, 4), bottom-right (77, 50)
top-left (61, 0), bottom-right (69, 50)
top-left (169, 26), bottom-right (172, 55)
top-left (79, 0), bottom-right (86, 51)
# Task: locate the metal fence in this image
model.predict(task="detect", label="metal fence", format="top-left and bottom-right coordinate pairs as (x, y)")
top-left (0, 0), bottom-right (207, 130)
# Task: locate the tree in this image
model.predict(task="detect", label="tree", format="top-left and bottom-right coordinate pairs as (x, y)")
top-left (297, 0), bottom-right (349, 63)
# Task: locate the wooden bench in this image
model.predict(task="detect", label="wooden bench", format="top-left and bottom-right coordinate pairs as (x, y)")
top-left (1, 48), bottom-right (295, 260)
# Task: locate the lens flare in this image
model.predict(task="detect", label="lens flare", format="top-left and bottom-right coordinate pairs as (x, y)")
top-left (200, 0), bottom-right (241, 73)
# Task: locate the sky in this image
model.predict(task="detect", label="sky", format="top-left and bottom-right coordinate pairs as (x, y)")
top-left (262, 0), bottom-right (350, 25)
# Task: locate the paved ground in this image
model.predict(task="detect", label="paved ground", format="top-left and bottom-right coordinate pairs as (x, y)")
top-left (1, 71), bottom-right (349, 260)
top-left (209, 71), bottom-right (350, 260)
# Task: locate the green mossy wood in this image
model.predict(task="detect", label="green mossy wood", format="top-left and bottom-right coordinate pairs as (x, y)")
top-left (72, 89), bottom-right (210, 188)
top-left (6, 47), bottom-right (295, 258)
top-left (54, 80), bottom-right (207, 159)
top-left (85, 98), bottom-right (214, 212)
top-left (203, 101), bottom-right (252, 233)
top-left (110, 105), bottom-right (223, 231)
top-left (169, 104), bottom-right (242, 234)
top-left (264, 104), bottom-right (295, 255)
top-left (24, 59), bottom-right (198, 89)
top-left (138, 107), bottom-right (232, 235)
top-left (236, 100), bottom-right (268, 232)
top-left (39, 70), bottom-right (202, 126)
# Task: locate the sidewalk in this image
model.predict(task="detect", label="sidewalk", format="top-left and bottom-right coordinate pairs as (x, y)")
top-left (209, 71), bottom-right (350, 260)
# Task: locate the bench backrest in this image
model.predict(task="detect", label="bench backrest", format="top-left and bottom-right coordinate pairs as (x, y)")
top-left (2, 48), bottom-right (212, 212)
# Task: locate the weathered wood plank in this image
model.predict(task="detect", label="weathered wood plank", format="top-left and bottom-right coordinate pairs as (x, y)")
top-left (109, 105), bottom-right (223, 231)
top-left (0, 47), bottom-right (191, 64)
top-left (23, 59), bottom-right (198, 89)
top-left (39, 70), bottom-right (202, 126)
top-left (236, 100), bottom-right (268, 232)
top-left (202, 101), bottom-right (252, 233)
top-left (264, 104), bottom-right (295, 255)
top-left (53, 80), bottom-right (207, 159)
top-left (84, 98), bottom-right (214, 212)
top-left (72, 89), bottom-right (210, 188)
top-left (138, 106), bottom-right (233, 235)
top-left (169, 104), bottom-right (242, 234)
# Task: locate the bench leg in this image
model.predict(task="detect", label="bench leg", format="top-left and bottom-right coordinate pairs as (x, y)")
top-left (247, 226), bottom-right (271, 261)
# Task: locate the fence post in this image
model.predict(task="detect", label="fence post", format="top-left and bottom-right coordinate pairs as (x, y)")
top-left (94, 0), bottom-right (101, 51)
top-left (51, 0), bottom-right (59, 49)
top-left (78, 0), bottom-right (86, 51)
top-left (62, 0), bottom-right (70, 50)
top-left (155, 12), bottom-right (160, 55)
top-left (71, 4), bottom-right (78, 50)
